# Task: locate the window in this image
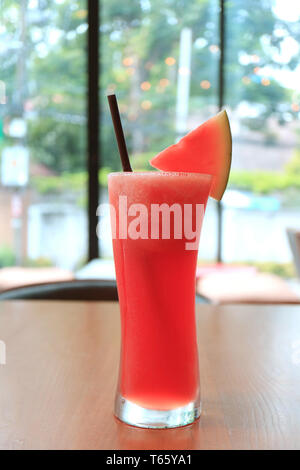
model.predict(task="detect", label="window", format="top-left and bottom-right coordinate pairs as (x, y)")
top-left (1, 0), bottom-right (299, 284)
top-left (0, 0), bottom-right (87, 281)
top-left (100, 0), bottom-right (219, 258)
top-left (224, 0), bottom-right (300, 274)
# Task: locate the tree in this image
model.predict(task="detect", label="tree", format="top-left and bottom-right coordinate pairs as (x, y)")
top-left (1, 0), bottom-right (299, 175)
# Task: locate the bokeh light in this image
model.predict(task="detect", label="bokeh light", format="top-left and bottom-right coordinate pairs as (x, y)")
top-left (200, 80), bottom-right (211, 89)
top-left (126, 67), bottom-right (135, 76)
top-left (141, 100), bottom-right (152, 110)
top-left (140, 81), bottom-right (151, 91)
top-left (123, 57), bottom-right (134, 67)
top-left (291, 103), bottom-right (300, 112)
top-left (75, 9), bottom-right (87, 19)
top-left (242, 76), bottom-right (251, 85)
top-left (165, 57), bottom-right (176, 66)
top-left (209, 44), bottom-right (219, 53)
top-left (159, 78), bottom-right (170, 87)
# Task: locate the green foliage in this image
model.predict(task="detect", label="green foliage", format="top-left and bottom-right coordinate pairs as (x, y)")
top-left (198, 260), bottom-right (295, 278)
top-left (0, 245), bottom-right (15, 268)
top-left (28, 119), bottom-right (86, 173)
top-left (224, 0), bottom-right (296, 113)
top-left (99, 167), bottom-right (112, 186)
top-left (31, 172), bottom-right (87, 194)
top-left (229, 148), bottom-right (300, 194)
top-left (23, 257), bottom-right (53, 268)
top-left (97, 149), bottom-right (300, 195)
top-left (236, 79), bottom-right (289, 117)
top-left (31, 168), bottom-right (117, 195)
top-left (285, 150), bottom-right (300, 175)
top-left (251, 261), bottom-right (295, 279)
top-left (229, 170), bottom-right (300, 194)
top-left (131, 152), bottom-right (155, 170)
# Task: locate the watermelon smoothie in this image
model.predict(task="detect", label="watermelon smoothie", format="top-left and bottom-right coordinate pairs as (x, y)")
top-left (108, 171), bottom-right (212, 428)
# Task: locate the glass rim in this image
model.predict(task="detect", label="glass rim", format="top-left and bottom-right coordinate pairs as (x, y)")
top-left (108, 171), bottom-right (213, 180)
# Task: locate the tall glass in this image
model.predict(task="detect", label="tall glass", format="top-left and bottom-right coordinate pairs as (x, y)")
top-left (108, 172), bottom-right (212, 428)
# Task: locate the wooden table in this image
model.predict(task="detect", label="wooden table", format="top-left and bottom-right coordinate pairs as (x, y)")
top-left (0, 301), bottom-right (300, 450)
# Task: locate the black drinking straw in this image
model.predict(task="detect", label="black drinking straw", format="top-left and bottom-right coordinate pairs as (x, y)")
top-left (107, 94), bottom-right (133, 172)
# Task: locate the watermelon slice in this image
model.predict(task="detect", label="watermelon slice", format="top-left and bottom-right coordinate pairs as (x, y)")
top-left (150, 110), bottom-right (232, 201)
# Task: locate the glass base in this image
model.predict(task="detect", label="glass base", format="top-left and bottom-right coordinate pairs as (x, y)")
top-left (115, 394), bottom-right (201, 429)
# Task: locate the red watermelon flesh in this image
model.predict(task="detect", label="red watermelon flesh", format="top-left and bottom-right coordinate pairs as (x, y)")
top-left (150, 110), bottom-right (232, 201)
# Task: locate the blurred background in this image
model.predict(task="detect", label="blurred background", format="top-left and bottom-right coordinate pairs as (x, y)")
top-left (0, 0), bottom-right (300, 301)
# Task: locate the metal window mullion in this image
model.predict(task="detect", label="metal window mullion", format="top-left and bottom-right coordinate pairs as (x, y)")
top-left (87, 0), bottom-right (100, 260)
top-left (217, 0), bottom-right (225, 263)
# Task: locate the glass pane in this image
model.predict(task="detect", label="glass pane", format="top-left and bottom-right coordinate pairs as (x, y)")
top-left (100, 0), bottom-right (219, 259)
top-left (0, 0), bottom-right (87, 288)
top-left (224, 0), bottom-right (300, 277)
